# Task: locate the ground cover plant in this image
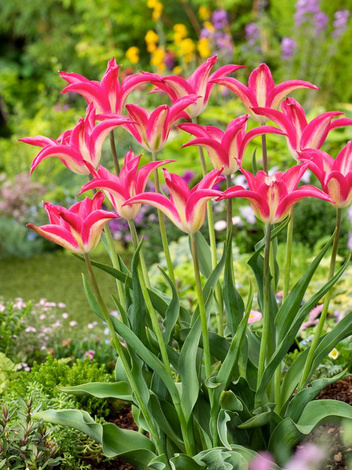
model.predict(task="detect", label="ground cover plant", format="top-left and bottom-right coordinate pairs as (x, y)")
top-left (14, 56), bottom-right (352, 469)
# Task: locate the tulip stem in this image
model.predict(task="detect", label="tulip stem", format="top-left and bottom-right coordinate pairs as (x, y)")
top-left (261, 131), bottom-right (268, 173)
top-left (110, 131), bottom-right (121, 176)
top-left (128, 220), bottom-right (151, 289)
top-left (298, 208), bottom-right (342, 390)
top-left (190, 233), bottom-right (218, 446)
top-left (192, 117), bottom-right (224, 336)
top-left (257, 223), bottom-right (272, 390)
top-left (152, 151), bottom-right (176, 287)
top-left (283, 209), bottom-right (294, 302)
top-left (84, 253), bottom-right (163, 454)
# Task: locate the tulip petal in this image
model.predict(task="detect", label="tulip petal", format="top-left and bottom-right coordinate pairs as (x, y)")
top-left (300, 111), bottom-right (343, 150)
top-left (268, 80), bottom-right (319, 110)
top-left (281, 98), bottom-right (308, 139)
top-left (61, 82), bottom-right (110, 114)
top-left (30, 146), bottom-right (89, 175)
top-left (90, 117), bottom-right (132, 165)
top-left (239, 125), bottom-right (285, 161)
top-left (251, 107), bottom-right (296, 148)
top-left (60, 71), bottom-right (91, 85)
top-left (221, 187), bottom-right (270, 222)
top-left (333, 141), bottom-right (352, 176)
top-left (146, 105), bottom-right (169, 151)
top-left (185, 189), bottom-right (222, 233)
top-left (82, 210), bottom-right (119, 251)
top-left (276, 186), bottom-right (332, 220)
top-left (19, 136), bottom-right (57, 147)
top-left (27, 223), bottom-right (81, 253)
top-left (298, 148), bottom-right (334, 184)
top-left (248, 64), bottom-right (275, 107)
top-left (329, 117), bottom-right (352, 131)
top-left (210, 77), bottom-right (257, 115)
top-left (183, 138), bottom-right (229, 171)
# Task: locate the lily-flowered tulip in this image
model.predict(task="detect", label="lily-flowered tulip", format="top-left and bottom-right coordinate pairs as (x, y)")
top-left (179, 115), bottom-right (285, 175)
top-left (252, 97), bottom-right (352, 160)
top-left (119, 95), bottom-right (199, 153)
top-left (211, 63), bottom-right (318, 124)
top-left (151, 56), bottom-right (244, 118)
top-left (27, 192), bottom-right (118, 254)
top-left (60, 57), bottom-right (161, 114)
top-left (123, 168), bottom-right (224, 234)
top-left (79, 150), bottom-right (174, 220)
top-left (20, 104), bottom-right (132, 175)
top-left (299, 141), bottom-right (352, 208)
top-left (220, 164), bottom-right (332, 224)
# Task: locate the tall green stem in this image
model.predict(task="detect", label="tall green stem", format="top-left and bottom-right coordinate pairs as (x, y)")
top-left (261, 131), bottom-right (268, 173)
top-left (84, 253), bottom-right (163, 454)
top-left (109, 131), bottom-right (121, 176)
top-left (283, 209), bottom-right (294, 302)
top-left (257, 224), bottom-right (272, 388)
top-left (192, 117), bottom-right (224, 335)
top-left (190, 233), bottom-right (217, 445)
top-left (128, 220), bottom-right (151, 289)
top-left (151, 151), bottom-right (176, 286)
top-left (298, 208), bottom-right (342, 389)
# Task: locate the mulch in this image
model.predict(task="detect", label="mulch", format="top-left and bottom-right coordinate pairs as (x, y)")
top-left (85, 377), bottom-right (352, 470)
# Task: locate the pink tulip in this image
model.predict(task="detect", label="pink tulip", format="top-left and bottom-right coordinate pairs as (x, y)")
top-left (60, 57), bottom-right (161, 114)
top-left (299, 141), bottom-right (352, 208)
top-left (123, 168), bottom-right (224, 234)
top-left (79, 150), bottom-right (174, 220)
top-left (179, 115), bottom-right (285, 175)
top-left (211, 63), bottom-right (318, 124)
top-left (252, 97), bottom-right (352, 160)
top-left (27, 192), bottom-right (118, 254)
top-left (151, 56), bottom-right (244, 118)
top-left (118, 95), bottom-right (199, 152)
top-left (20, 104), bottom-right (132, 175)
top-left (220, 164), bottom-right (332, 224)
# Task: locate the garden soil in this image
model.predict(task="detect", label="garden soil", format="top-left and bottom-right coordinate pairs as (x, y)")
top-left (85, 377), bottom-right (352, 470)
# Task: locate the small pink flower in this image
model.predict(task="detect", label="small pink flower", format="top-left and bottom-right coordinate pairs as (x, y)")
top-left (248, 310), bottom-right (262, 324)
top-left (62, 313), bottom-right (69, 319)
top-left (39, 314), bottom-right (47, 320)
top-left (84, 349), bottom-right (95, 361)
top-left (301, 304), bottom-right (323, 331)
top-left (87, 323), bottom-right (94, 329)
top-left (69, 321), bottom-right (78, 327)
top-left (25, 327), bottom-right (37, 333)
top-left (58, 302), bottom-right (66, 308)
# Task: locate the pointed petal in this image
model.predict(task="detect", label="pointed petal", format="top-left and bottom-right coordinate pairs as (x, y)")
top-left (300, 111), bottom-right (344, 150)
top-left (27, 223), bottom-right (81, 253)
top-left (333, 141), bottom-right (352, 176)
top-left (167, 95), bottom-right (199, 125)
top-left (119, 73), bottom-right (163, 110)
top-left (30, 146), bottom-right (89, 175)
top-left (268, 80), bottom-right (319, 110)
top-left (135, 159), bottom-right (175, 194)
top-left (277, 186), bottom-right (332, 220)
top-left (82, 210), bottom-right (119, 250)
top-left (281, 98), bottom-right (308, 139)
top-left (329, 117), bottom-right (352, 131)
top-left (210, 77), bottom-right (257, 115)
top-left (251, 107), bottom-right (295, 146)
top-left (248, 64), bottom-right (275, 107)
top-left (298, 148), bottom-right (334, 184)
top-left (239, 125), bottom-right (286, 160)
top-left (158, 75), bottom-right (194, 100)
top-left (60, 71), bottom-right (91, 85)
top-left (163, 170), bottom-right (190, 215)
top-left (196, 167), bottom-right (225, 190)
top-left (185, 189), bottom-right (222, 233)
top-left (100, 61), bottom-right (121, 114)
top-left (19, 136), bottom-right (57, 147)
top-left (146, 105), bottom-right (169, 151)
top-left (61, 82), bottom-right (109, 114)
top-left (183, 138), bottom-right (228, 171)
top-left (281, 163), bottom-right (309, 192)
top-left (178, 123), bottom-right (223, 140)
top-left (221, 187), bottom-right (270, 222)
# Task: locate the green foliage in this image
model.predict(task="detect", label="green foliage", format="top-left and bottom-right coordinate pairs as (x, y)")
top-left (7, 355), bottom-right (114, 418)
top-left (0, 300), bottom-right (31, 359)
top-left (0, 353), bottom-right (17, 394)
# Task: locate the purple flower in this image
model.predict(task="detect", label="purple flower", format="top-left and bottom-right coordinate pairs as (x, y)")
top-left (294, 0), bottom-right (321, 27)
top-left (314, 11), bottom-right (328, 36)
top-left (182, 170), bottom-right (196, 184)
top-left (332, 9), bottom-right (350, 38)
top-left (212, 9), bottom-right (228, 30)
top-left (84, 349), bottom-right (95, 361)
top-left (245, 22), bottom-right (260, 46)
top-left (281, 37), bottom-right (297, 60)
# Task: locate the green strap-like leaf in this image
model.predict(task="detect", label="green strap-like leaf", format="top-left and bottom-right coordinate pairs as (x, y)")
top-left (189, 231), bottom-right (212, 278)
top-left (58, 381), bottom-right (132, 401)
top-left (158, 267), bottom-right (180, 344)
top-left (82, 273), bottom-right (104, 321)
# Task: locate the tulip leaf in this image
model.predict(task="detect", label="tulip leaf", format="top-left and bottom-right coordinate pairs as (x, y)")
top-left (82, 273), bottom-right (104, 321)
top-left (158, 267), bottom-right (180, 344)
top-left (223, 230), bottom-right (245, 334)
top-left (170, 454), bottom-right (206, 470)
top-left (254, 217), bottom-right (290, 253)
top-left (178, 316), bottom-right (201, 419)
top-left (257, 256), bottom-right (349, 398)
top-left (58, 381), bottom-right (132, 401)
top-left (130, 240), bottom-right (148, 342)
top-left (285, 370), bottom-right (347, 422)
top-left (190, 231), bottom-right (212, 278)
top-left (251, 147), bottom-right (258, 175)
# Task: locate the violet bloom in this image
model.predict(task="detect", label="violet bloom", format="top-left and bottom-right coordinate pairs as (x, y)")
top-left (294, 0), bottom-right (321, 27)
top-left (332, 10), bottom-right (350, 38)
top-left (245, 22), bottom-right (260, 46)
top-left (314, 11), bottom-right (328, 36)
top-left (212, 9), bottom-right (228, 30)
top-left (281, 37), bottom-right (296, 60)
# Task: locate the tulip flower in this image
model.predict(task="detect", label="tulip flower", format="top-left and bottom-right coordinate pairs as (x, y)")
top-left (119, 95), bottom-right (199, 153)
top-left (211, 63), bottom-right (318, 124)
top-left (299, 141), bottom-right (352, 208)
top-left (60, 57), bottom-right (161, 114)
top-left (179, 115), bottom-right (285, 175)
top-left (20, 104), bottom-right (132, 175)
top-left (123, 168), bottom-right (224, 233)
top-left (252, 97), bottom-right (352, 160)
top-left (27, 192), bottom-right (118, 254)
top-left (220, 164), bottom-right (332, 224)
top-left (79, 150), bottom-right (174, 220)
top-left (151, 56), bottom-right (244, 118)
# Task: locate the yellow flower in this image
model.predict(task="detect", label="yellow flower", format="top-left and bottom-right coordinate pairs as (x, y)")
top-left (199, 6), bottom-right (211, 21)
top-left (152, 3), bottom-right (163, 21)
top-left (147, 0), bottom-right (158, 8)
top-left (204, 21), bottom-right (215, 33)
top-left (151, 47), bottom-right (166, 71)
top-left (328, 348), bottom-right (339, 360)
top-left (145, 30), bottom-right (159, 44)
top-left (174, 24), bottom-right (188, 45)
top-left (197, 38), bottom-right (211, 58)
top-left (173, 65), bottom-right (182, 75)
top-left (179, 38), bottom-right (195, 62)
top-left (126, 46), bottom-right (140, 64)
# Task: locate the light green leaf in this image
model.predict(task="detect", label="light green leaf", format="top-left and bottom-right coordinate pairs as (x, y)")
top-left (82, 273), bottom-right (104, 321)
top-left (158, 267), bottom-right (180, 344)
top-left (190, 231), bottom-right (212, 278)
top-left (58, 381), bottom-right (132, 401)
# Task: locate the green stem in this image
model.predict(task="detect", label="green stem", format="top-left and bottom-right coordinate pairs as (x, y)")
top-left (225, 175), bottom-right (233, 238)
top-left (192, 117), bottom-right (224, 336)
top-left (261, 131), bottom-right (268, 174)
top-left (257, 224), bottom-right (272, 388)
top-left (110, 131), bottom-right (121, 176)
top-left (298, 208), bottom-right (342, 390)
top-left (129, 221), bottom-right (195, 455)
top-left (84, 254), bottom-right (163, 454)
top-left (283, 209), bottom-right (294, 302)
top-left (128, 220), bottom-right (151, 289)
top-left (190, 233), bottom-right (217, 446)
top-left (151, 151), bottom-right (176, 286)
